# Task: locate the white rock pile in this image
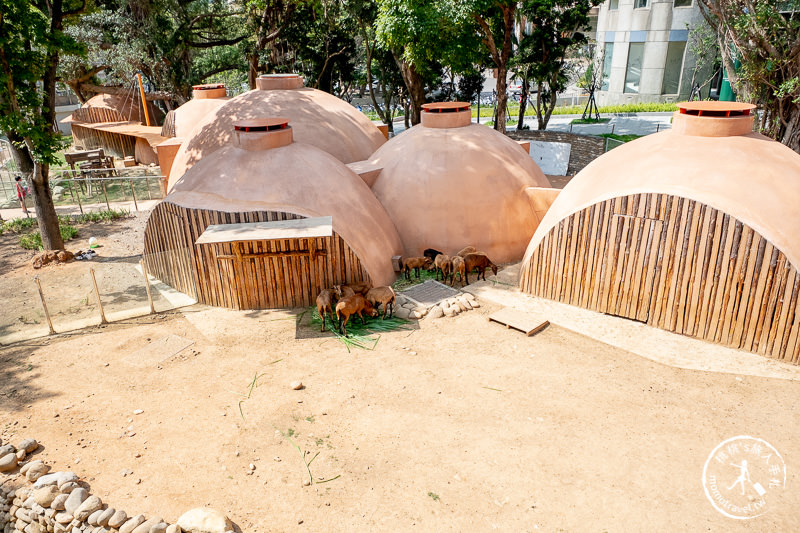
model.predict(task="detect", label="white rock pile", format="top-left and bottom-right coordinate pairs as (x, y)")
top-left (394, 292), bottom-right (480, 321)
top-left (0, 438), bottom-right (233, 533)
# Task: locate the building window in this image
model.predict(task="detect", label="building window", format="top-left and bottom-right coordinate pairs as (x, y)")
top-left (602, 43), bottom-right (615, 91)
top-left (609, 0), bottom-right (619, 9)
top-left (674, 0), bottom-right (692, 6)
top-left (635, 0), bottom-right (648, 8)
top-left (661, 41), bottom-right (687, 94)
top-left (624, 43), bottom-right (644, 94)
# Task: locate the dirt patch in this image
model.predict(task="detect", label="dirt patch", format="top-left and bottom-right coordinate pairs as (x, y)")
top-left (1, 302), bottom-right (799, 531)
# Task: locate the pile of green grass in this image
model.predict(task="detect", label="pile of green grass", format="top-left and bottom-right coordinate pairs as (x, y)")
top-left (305, 306), bottom-right (412, 351)
top-left (391, 267), bottom-right (444, 291)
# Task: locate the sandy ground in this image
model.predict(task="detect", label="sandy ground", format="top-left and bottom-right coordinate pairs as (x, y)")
top-left (2, 212), bottom-right (800, 531)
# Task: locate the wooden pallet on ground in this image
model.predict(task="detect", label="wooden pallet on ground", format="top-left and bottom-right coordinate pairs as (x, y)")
top-left (488, 307), bottom-right (550, 337)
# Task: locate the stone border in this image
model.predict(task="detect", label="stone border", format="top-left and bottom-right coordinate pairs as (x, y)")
top-left (505, 130), bottom-right (605, 176)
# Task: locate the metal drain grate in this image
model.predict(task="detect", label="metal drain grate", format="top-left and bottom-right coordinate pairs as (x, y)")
top-left (401, 280), bottom-right (460, 307)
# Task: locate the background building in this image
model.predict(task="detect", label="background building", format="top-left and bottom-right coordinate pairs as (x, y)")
top-left (593, 0), bottom-right (711, 105)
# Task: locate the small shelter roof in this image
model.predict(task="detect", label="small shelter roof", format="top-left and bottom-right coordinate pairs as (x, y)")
top-left (196, 216), bottom-right (332, 245)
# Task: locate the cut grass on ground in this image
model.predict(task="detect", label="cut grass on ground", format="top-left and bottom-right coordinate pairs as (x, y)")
top-left (305, 307), bottom-right (412, 352)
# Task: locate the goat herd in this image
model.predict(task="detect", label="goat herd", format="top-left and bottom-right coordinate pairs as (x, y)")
top-left (315, 246), bottom-right (499, 336)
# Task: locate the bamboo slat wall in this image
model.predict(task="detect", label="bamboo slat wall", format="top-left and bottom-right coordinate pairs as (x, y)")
top-left (72, 124), bottom-right (136, 160)
top-left (72, 107), bottom-right (127, 124)
top-left (520, 193), bottom-right (800, 363)
top-left (143, 202), bottom-right (372, 309)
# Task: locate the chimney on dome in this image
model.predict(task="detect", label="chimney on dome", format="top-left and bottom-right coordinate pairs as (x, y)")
top-left (232, 118), bottom-right (292, 151)
top-left (192, 84), bottom-right (227, 100)
top-left (256, 74), bottom-right (304, 91)
top-left (421, 102), bottom-right (472, 128)
top-left (672, 101), bottom-right (756, 137)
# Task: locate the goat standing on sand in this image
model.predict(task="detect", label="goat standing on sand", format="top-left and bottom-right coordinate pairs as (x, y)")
top-left (402, 257), bottom-right (433, 280)
top-left (463, 253), bottom-right (498, 284)
top-left (433, 254), bottom-right (452, 282)
top-left (335, 294), bottom-right (378, 336)
top-left (450, 255), bottom-right (466, 287)
top-left (365, 286), bottom-right (396, 319)
top-left (316, 289), bottom-right (337, 332)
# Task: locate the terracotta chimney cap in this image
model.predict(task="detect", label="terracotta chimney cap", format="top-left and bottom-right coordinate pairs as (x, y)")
top-left (421, 102), bottom-right (472, 128)
top-left (256, 74), bottom-right (304, 90)
top-left (678, 101), bottom-right (756, 117)
top-left (232, 118), bottom-right (292, 150)
top-left (672, 101), bottom-right (756, 137)
top-left (422, 102), bottom-right (471, 113)
top-left (233, 118), bottom-right (290, 132)
top-left (191, 83), bottom-right (227, 100)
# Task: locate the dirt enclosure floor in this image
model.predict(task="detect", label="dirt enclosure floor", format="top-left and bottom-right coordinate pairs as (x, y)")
top-left (2, 214), bottom-right (800, 531)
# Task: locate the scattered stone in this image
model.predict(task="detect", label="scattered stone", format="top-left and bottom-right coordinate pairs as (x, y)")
top-left (302, 479), bottom-right (311, 487)
top-left (74, 495), bottom-right (103, 521)
top-left (131, 517), bottom-right (161, 533)
top-left (88, 509), bottom-right (105, 526)
top-left (16, 449), bottom-right (26, 461)
top-left (59, 481), bottom-right (79, 493)
top-left (18, 439), bottom-right (39, 454)
top-left (0, 452), bottom-right (18, 472)
top-left (290, 381), bottom-right (303, 390)
top-left (248, 464), bottom-right (255, 471)
top-left (97, 507), bottom-right (116, 526)
top-left (442, 306), bottom-right (455, 317)
top-left (274, 456), bottom-right (281, 462)
top-left (50, 493), bottom-right (68, 511)
top-left (33, 486), bottom-right (59, 507)
top-left (0, 444), bottom-right (15, 457)
top-left (470, 300), bottom-right (480, 308)
top-left (426, 306), bottom-right (444, 319)
top-left (463, 292), bottom-right (475, 300)
top-left (457, 296), bottom-right (472, 310)
top-left (34, 471), bottom-right (77, 489)
top-left (165, 524), bottom-right (182, 533)
top-left (394, 307), bottom-right (411, 319)
top-left (150, 522), bottom-right (169, 533)
top-left (107, 510), bottom-right (128, 528)
top-left (133, 410), bottom-right (144, 415)
top-left (54, 511), bottom-right (73, 524)
top-left (63, 487), bottom-right (88, 514)
top-left (409, 351), bottom-right (417, 356)
top-left (25, 461), bottom-right (50, 482)
top-left (119, 514), bottom-right (146, 533)
top-left (176, 508), bottom-right (232, 533)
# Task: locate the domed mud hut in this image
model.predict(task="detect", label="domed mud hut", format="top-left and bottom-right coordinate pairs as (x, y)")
top-left (167, 74), bottom-right (386, 190)
top-left (161, 84), bottom-right (230, 138)
top-left (520, 101), bottom-right (800, 362)
top-left (143, 118), bottom-right (403, 310)
top-left (367, 102), bottom-right (552, 263)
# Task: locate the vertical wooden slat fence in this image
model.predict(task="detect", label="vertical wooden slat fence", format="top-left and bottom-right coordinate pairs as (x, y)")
top-left (520, 192), bottom-right (800, 362)
top-left (143, 202), bottom-right (371, 310)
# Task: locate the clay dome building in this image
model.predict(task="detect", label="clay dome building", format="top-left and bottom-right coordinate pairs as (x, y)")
top-left (144, 118), bottom-right (403, 310)
top-left (367, 102), bottom-right (551, 263)
top-left (162, 84), bottom-right (230, 138)
top-left (167, 74), bottom-right (386, 190)
top-left (520, 102), bottom-right (800, 362)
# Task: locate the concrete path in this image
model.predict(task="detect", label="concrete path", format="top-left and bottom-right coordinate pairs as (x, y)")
top-left (1, 199), bottom-right (160, 222)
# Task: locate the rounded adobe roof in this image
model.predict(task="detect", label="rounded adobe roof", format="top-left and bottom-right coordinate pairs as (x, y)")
top-left (167, 135), bottom-right (403, 286)
top-left (168, 87), bottom-right (386, 190)
top-left (369, 123), bottom-right (550, 263)
top-left (522, 112), bottom-right (800, 269)
top-left (171, 97), bottom-right (229, 138)
top-left (81, 92), bottom-right (164, 125)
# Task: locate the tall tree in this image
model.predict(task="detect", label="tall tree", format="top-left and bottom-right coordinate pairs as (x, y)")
top-left (518, 0), bottom-right (598, 130)
top-left (457, 0), bottom-right (517, 133)
top-left (698, 0), bottom-right (800, 152)
top-left (0, 0), bottom-right (88, 250)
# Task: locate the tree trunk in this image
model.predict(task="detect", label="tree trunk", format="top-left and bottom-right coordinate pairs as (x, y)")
top-left (30, 162), bottom-right (64, 249)
top-left (494, 66), bottom-right (508, 133)
top-left (517, 74), bottom-right (529, 131)
top-left (396, 57), bottom-right (426, 125)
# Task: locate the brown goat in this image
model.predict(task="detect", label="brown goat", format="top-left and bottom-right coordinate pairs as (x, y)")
top-left (345, 281), bottom-right (372, 295)
top-left (335, 294), bottom-right (378, 336)
top-left (315, 289), bottom-right (337, 332)
top-left (402, 256), bottom-right (433, 280)
top-left (450, 255), bottom-right (466, 287)
top-left (456, 245), bottom-right (477, 258)
top-left (433, 254), bottom-right (452, 282)
top-left (332, 284), bottom-right (355, 299)
top-left (365, 286), bottom-right (396, 319)
top-left (463, 253), bottom-right (498, 284)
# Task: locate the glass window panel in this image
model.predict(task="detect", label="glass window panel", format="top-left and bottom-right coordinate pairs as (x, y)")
top-left (602, 43), bottom-right (614, 91)
top-left (674, 0), bottom-right (692, 6)
top-left (609, 0), bottom-right (619, 9)
top-left (624, 43), bottom-right (644, 94)
top-left (661, 41), bottom-right (686, 94)
top-left (635, 0), bottom-right (648, 7)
